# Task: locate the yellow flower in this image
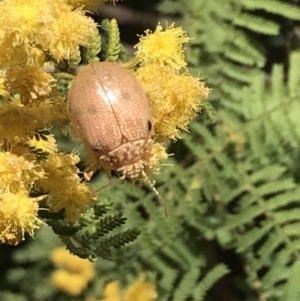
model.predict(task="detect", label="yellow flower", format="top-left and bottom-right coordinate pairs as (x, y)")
top-left (0, 0), bottom-right (97, 66)
top-left (37, 153), bottom-right (96, 221)
top-left (50, 247), bottom-right (95, 296)
top-left (4, 66), bottom-right (54, 105)
top-left (124, 275), bottom-right (157, 301)
top-left (0, 152), bottom-right (45, 193)
top-left (0, 100), bottom-right (67, 145)
top-left (90, 276), bottom-right (157, 301)
top-left (7, 0), bottom-right (49, 42)
top-left (50, 247), bottom-right (95, 281)
top-left (0, 2), bottom-right (33, 66)
top-left (135, 23), bottom-right (190, 70)
top-left (135, 65), bottom-right (210, 141)
top-left (0, 1), bottom-right (38, 66)
top-left (101, 281), bottom-right (122, 301)
top-left (0, 103), bottom-right (40, 144)
top-left (51, 270), bottom-right (89, 296)
top-left (132, 23), bottom-right (210, 143)
top-left (37, 4), bottom-right (96, 61)
top-left (0, 189), bottom-right (45, 245)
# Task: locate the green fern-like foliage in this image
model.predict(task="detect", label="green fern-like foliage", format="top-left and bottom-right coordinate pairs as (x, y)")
top-left (216, 53), bottom-right (300, 300)
top-left (101, 18), bottom-right (121, 62)
top-left (81, 27), bottom-right (101, 65)
top-left (85, 170), bottom-right (229, 300)
top-left (100, 18), bottom-right (131, 63)
top-left (155, 0), bottom-right (300, 299)
top-left (40, 202), bottom-right (140, 261)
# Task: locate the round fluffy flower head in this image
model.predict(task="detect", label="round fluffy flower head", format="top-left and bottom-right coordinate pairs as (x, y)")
top-left (37, 152), bottom-right (96, 222)
top-left (50, 247), bottom-right (95, 280)
top-left (50, 247), bottom-right (95, 296)
top-left (135, 23), bottom-right (190, 70)
top-left (0, 152), bottom-right (45, 193)
top-left (0, 103), bottom-right (40, 144)
top-left (0, 190), bottom-right (45, 245)
top-left (133, 23), bottom-right (210, 142)
top-left (5, 66), bottom-right (54, 105)
top-left (96, 276), bottom-right (157, 301)
top-left (0, 100), bottom-right (67, 145)
top-left (101, 281), bottom-right (122, 301)
top-left (124, 275), bottom-right (157, 301)
top-left (38, 5), bottom-right (96, 61)
top-left (135, 65), bottom-right (210, 141)
top-left (0, 0), bottom-right (97, 66)
top-left (51, 270), bottom-right (88, 296)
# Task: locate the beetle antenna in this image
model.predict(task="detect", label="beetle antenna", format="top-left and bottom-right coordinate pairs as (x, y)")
top-left (142, 171), bottom-right (168, 218)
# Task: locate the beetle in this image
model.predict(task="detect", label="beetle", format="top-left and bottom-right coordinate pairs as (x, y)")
top-left (68, 61), bottom-right (168, 216)
top-left (67, 61), bottom-right (154, 180)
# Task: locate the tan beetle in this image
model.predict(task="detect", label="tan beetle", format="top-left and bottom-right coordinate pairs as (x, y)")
top-left (68, 61), bottom-right (167, 216)
top-left (67, 61), bottom-right (154, 180)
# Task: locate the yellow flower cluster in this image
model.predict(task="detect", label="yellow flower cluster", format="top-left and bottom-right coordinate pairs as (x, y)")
top-left (0, 100), bottom-right (66, 144)
top-left (0, 0), bottom-right (97, 66)
top-left (50, 247), bottom-right (95, 296)
top-left (132, 24), bottom-right (210, 170)
top-left (87, 275), bottom-right (157, 301)
top-left (37, 152), bottom-right (95, 222)
top-left (50, 249), bottom-right (156, 300)
top-left (0, 0), bottom-right (100, 245)
top-left (0, 1), bottom-right (210, 245)
top-left (135, 24), bottom-right (190, 70)
top-left (5, 66), bottom-right (54, 105)
top-left (0, 151), bottom-right (45, 245)
top-left (0, 189), bottom-right (45, 245)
